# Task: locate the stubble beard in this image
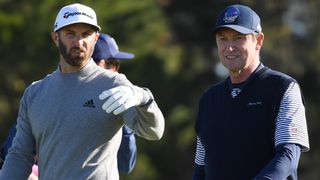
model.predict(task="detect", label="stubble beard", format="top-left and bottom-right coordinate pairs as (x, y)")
top-left (58, 38), bottom-right (88, 67)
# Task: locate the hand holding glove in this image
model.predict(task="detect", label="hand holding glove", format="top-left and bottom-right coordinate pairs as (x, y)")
top-left (99, 86), bottom-right (149, 115)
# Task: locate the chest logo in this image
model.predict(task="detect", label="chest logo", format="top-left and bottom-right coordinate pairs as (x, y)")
top-left (247, 101), bottom-right (262, 106)
top-left (83, 99), bottom-right (95, 108)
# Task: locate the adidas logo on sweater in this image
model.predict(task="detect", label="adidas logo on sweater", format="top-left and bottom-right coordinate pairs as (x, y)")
top-left (83, 99), bottom-right (95, 108)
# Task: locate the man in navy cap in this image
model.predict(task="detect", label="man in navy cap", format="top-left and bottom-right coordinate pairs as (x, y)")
top-left (193, 4), bottom-right (309, 180)
top-left (92, 33), bottom-right (134, 71)
top-left (92, 33), bottom-right (137, 174)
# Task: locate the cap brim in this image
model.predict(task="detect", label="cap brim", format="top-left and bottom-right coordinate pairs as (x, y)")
top-left (113, 52), bottom-right (135, 60)
top-left (212, 25), bottom-right (256, 35)
top-left (55, 21), bottom-right (101, 32)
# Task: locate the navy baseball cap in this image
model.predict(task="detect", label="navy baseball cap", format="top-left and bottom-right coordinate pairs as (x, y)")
top-left (92, 33), bottom-right (134, 62)
top-left (213, 4), bottom-right (262, 34)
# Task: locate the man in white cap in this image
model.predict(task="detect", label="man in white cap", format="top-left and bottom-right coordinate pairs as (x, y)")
top-left (0, 3), bottom-right (164, 180)
top-left (92, 33), bottom-right (137, 174)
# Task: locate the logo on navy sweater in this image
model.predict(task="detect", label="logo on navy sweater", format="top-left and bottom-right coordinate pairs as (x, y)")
top-left (247, 101), bottom-right (262, 106)
top-left (83, 99), bottom-right (95, 108)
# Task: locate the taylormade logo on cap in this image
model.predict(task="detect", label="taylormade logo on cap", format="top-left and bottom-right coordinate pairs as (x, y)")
top-left (63, 12), bottom-right (93, 20)
top-left (213, 4), bottom-right (262, 34)
top-left (53, 3), bottom-right (101, 32)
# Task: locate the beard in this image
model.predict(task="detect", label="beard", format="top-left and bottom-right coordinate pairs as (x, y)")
top-left (58, 38), bottom-right (91, 67)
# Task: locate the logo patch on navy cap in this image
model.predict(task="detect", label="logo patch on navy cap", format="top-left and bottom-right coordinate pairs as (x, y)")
top-left (223, 7), bottom-right (240, 23)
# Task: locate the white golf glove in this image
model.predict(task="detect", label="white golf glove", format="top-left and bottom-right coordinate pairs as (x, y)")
top-left (99, 86), bottom-right (149, 115)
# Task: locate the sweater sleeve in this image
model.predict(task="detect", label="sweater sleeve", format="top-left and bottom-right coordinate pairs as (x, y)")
top-left (254, 143), bottom-right (301, 179)
top-left (0, 88), bottom-right (36, 179)
top-left (121, 88), bottom-right (165, 140)
top-left (192, 136), bottom-right (205, 180)
top-left (113, 73), bottom-right (165, 141)
top-left (192, 163), bottom-right (205, 180)
top-left (275, 82), bottom-right (309, 151)
top-left (254, 82), bottom-right (307, 179)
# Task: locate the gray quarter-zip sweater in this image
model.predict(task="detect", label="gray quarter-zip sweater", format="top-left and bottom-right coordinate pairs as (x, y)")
top-left (0, 60), bottom-right (164, 180)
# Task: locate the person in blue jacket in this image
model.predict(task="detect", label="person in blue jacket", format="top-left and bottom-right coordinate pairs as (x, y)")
top-left (0, 124), bottom-right (17, 169)
top-left (0, 33), bottom-right (137, 174)
top-left (92, 33), bottom-right (137, 173)
top-left (193, 4), bottom-right (309, 180)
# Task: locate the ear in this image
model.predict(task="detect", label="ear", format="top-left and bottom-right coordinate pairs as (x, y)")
top-left (110, 65), bottom-right (118, 72)
top-left (256, 32), bottom-right (264, 50)
top-left (93, 32), bottom-right (99, 44)
top-left (95, 32), bottom-right (100, 41)
top-left (97, 60), bottom-right (106, 68)
top-left (51, 32), bottom-right (59, 47)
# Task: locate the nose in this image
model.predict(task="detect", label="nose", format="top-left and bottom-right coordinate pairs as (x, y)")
top-left (73, 35), bottom-right (84, 46)
top-left (226, 43), bottom-right (235, 52)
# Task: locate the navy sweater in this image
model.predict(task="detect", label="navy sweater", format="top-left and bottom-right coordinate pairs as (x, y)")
top-left (196, 67), bottom-right (296, 180)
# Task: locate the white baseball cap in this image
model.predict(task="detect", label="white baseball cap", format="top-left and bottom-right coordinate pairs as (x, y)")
top-left (53, 3), bottom-right (101, 32)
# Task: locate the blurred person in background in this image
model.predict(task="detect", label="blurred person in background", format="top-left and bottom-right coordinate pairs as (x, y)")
top-left (0, 122), bottom-right (38, 180)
